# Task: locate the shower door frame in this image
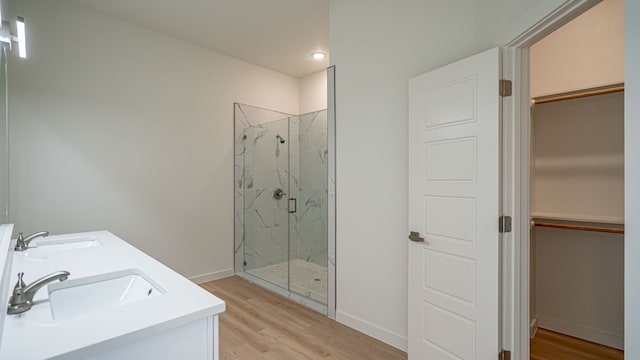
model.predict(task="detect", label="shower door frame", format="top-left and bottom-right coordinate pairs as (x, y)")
top-left (233, 68), bottom-right (336, 318)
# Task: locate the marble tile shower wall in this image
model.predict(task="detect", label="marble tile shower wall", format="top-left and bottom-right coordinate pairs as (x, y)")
top-left (297, 111), bottom-right (328, 267)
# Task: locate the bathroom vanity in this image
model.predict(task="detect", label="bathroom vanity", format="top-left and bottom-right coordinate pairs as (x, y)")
top-left (0, 224), bottom-right (225, 360)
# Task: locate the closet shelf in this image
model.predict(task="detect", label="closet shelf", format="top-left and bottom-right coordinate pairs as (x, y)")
top-left (531, 220), bottom-right (624, 234)
top-left (532, 83), bottom-right (624, 105)
top-left (530, 212), bottom-right (624, 225)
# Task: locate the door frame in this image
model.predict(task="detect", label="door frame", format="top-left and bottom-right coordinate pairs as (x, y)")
top-left (500, 1), bottom-right (602, 358)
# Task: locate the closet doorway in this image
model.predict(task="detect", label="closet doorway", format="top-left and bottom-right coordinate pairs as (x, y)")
top-left (527, 0), bottom-right (624, 358)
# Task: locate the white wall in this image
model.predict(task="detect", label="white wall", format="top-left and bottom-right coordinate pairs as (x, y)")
top-left (535, 227), bottom-right (624, 347)
top-left (624, 0), bottom-right (639, 355)
top-left (530, 0), bottom-right (624, 97)
top-left (8, 0), bottom-right (300, 281)
top-left (531, 93), bottom-right (624, 221)
top-left (299, 69), bottom-right (327, 114)
top-left (330, 0), bottom-right (476, 350)
top-left (474, 0), bottom-right (568, 49)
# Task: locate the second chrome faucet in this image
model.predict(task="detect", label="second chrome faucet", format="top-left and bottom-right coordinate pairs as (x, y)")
top-left (14, 231), bottom-right (49, 251)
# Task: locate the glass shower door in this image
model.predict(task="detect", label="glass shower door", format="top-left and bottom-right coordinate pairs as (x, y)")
top-left (289, 110), bottom-right (328, 304)
top-left (235, 103), bottom-right (329, 311)
top-left (242, 118), bottom-right (291, 290)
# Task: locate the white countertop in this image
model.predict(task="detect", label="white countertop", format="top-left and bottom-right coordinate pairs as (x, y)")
top-left (0, 230), bottom-right (225, 360)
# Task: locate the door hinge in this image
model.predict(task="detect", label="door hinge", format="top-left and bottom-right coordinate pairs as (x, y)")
top-left (499, 349), bottom-right (511, 360)
top-left (499, 79), bottom-right (512, 97)
top-left (499, 215), bottom-right (512, 233)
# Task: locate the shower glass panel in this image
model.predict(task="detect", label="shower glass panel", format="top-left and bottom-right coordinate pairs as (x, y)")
top-left (235, 103), bottom-right (328, 311)
top-left (242, 117), bottom-right (290, 289)
top-left (290, 111), bottom-right (328, 304)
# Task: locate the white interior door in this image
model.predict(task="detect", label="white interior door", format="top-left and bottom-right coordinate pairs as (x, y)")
top-left (408, 47), bottom-right (501, 359)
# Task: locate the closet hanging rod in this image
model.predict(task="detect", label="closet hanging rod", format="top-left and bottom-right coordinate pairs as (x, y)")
top-left (531, 220), bottom-right (624, 234)
top-left (532, 83), bottom-right (624, 105)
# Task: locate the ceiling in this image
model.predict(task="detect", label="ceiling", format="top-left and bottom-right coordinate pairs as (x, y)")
top-left (74, 0), bottom-right (330, 78)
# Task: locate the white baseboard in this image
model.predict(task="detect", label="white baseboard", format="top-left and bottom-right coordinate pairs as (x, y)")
top-left (530, 317), bottom-right (539, 338)
top-left (336, 310), bottom-right (408, 352)
top-left (189, 268), bottom-right (234, 284)
top-left (538, 316), bottom-right (624, 350)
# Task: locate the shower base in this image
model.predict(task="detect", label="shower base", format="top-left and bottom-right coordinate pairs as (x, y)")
top-left (246, 259), bottom-right (327, 305)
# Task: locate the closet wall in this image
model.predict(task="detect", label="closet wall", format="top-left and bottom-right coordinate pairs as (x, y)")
top-left (530, 0), bottom-right (623, 97)
top-left (529, 0), bottom-right (624, 350)
top-left (532, 92), bottom-right (624, 348)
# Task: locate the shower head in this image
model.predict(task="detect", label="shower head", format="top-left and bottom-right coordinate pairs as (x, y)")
top-left (276, 134), bottom-right (285, 144)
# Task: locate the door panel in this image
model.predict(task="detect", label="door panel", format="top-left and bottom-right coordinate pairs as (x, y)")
top-left (425, 137), bottom-right (477, 181)
top-left (408, 47), bottom-right (501, 359)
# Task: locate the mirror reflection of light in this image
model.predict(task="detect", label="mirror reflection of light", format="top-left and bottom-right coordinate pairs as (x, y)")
top-left (17, 16), bottom-right (26, 58)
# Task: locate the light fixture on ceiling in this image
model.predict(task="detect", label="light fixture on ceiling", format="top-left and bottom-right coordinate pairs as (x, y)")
top-left (0, 16), bottom-right (27, 59)
top-left (311, 51), bottom-right (326, 60)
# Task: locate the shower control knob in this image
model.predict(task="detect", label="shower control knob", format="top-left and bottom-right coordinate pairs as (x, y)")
top-left (273, 188), bottom-right (286, 200)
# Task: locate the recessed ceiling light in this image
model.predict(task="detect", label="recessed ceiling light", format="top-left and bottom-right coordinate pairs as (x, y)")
top-left (311, 52), bottom-right (326, 60)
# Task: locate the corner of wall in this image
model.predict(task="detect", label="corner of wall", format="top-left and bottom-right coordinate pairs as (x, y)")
top-left (299, 69), bottom-right (328, 114)
top-left (336, 310), bottom-right (408, 352)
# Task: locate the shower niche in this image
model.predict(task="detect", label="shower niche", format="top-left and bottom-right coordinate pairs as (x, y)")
top-left (234, 103), bottom-right (333, 314)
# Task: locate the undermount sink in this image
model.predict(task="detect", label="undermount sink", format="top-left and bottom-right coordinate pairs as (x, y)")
top-left (48, 269), bottom-right (164, 320)
top-left (24, 235), bottom-right (101, 260)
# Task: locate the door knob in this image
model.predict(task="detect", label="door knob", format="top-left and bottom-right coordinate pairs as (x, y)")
top-left (408, 231), bottom-right (424, 242)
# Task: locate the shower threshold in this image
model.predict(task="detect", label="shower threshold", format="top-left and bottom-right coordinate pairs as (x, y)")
top-left (240, 259), bottom-right (328, 314)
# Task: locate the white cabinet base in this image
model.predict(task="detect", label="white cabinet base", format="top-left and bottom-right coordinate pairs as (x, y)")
top-left (76, 316), bottom-right (218, 360)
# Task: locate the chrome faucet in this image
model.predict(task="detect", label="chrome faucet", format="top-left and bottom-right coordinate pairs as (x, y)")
top-left (14, 231), bottom-right (49, 251)
top-left (7, 271), bottom-right (70, 315)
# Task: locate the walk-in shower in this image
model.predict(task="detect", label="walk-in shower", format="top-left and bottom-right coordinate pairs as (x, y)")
top-left (234, 102), bottom-right (334, 314)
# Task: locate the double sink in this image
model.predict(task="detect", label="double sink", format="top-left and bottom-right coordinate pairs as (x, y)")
top-left (0, 227), bottom-right (226, 360)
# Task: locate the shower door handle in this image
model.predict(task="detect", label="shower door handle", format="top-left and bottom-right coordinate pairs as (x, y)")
top-left (288, 198), bottom-right (297, 214)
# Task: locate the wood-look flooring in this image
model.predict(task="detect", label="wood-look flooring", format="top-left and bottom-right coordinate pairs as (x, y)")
top-left (201, 276), bottom-right (407, 360)
top-left (202, 277), bottom-right (624, 360)
top-left (530, 328), bottom-right (624, 360)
